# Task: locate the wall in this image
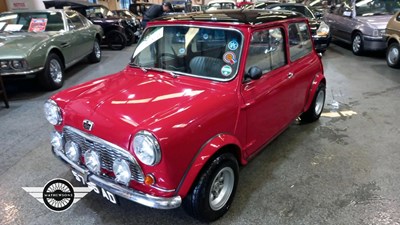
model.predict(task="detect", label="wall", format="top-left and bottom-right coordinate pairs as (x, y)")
top-left (0, 0), bottom-right (7, 12)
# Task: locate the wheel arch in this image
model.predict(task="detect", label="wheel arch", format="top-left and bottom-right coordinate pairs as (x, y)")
top-left (351, 29), bottom-right (362, 39)
top-left (303, 73), bottom-right (326, 113)
top-left (387, 37), bottom-right (399, 46)
top-left (175, 133), bottom-right (244, 198)
top-left (47, 47), bottom-right (65, 68)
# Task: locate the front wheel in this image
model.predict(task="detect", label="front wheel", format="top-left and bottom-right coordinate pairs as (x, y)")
top-left (352, 33), bottom-right (364, 56)
top-left (107, 30), bottom-right (127, 50)
top-left (125, 28), bottom-right (136, 46)
top-left (87, 39), bottom-right (101, 63)
top-left (183, 153), bottom-right (239, 222)
top-left (300, 83), bottom-right (326, 123)
top-left (38, 53), bottom-right (64, 90)
top-left (386, 42), bottom-right (400, 68)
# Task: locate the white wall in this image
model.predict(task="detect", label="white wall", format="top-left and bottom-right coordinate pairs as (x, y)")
top-left (6, 0), bottom-right (45, 10)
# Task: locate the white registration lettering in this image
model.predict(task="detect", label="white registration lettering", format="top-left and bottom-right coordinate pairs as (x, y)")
top-left (87, 182), bottom-right (100, 194)
top-left (72, 170), bottom-right (86, 185)
top-left (101, 188), bottom-right (117, 204)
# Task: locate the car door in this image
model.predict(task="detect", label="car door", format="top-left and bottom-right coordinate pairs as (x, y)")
top-left (64, 11), bottom-right (91, 65)
top-left (241, 26), bottom-right (294, 156)
top-left (334, 4), bottom-right (356, 42)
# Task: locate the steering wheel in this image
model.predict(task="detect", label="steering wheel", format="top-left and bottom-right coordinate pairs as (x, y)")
top-left (160, 53), bottom-right (180, 70)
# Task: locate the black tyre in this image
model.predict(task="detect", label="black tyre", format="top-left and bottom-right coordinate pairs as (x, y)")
top-left (352, 32), bottom-right (364, 56)
top-left (87, 39), bottom-right (101, 63)
top-left (183, 153), bottom-right (239, 222)
top-left (300, 83), bottom-right (326, 123)
top-left (38, 53), bottom-right (64, 90)
top-left (107, 30), bottom-right (127, 50)
top-left (386, 42), bottom-right (400, 68)
top-left (125, 28), bottom-right (136, 46)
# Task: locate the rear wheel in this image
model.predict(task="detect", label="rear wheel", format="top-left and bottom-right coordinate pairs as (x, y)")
top-left (125, 28), bottom-right (136, 46)
top-left (183, 153), bottom-right (238, 222)
top-left (386, 42), bottom-right (400, 68)
top-left (38, 53), bottom-right (64, 90)
top-left (87, 39), bottom-right (101, 63)
top-left (107, 30), bottom-right (127, 50)
top-left (300, 83), bottom-right (326, 123)
top-left (352, 32), bottom-right (364, 56)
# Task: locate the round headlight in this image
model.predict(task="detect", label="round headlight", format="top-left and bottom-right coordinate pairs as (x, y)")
top-left (84, 151), bottom-right (101, 174)
top-left (133, 131), bottom-right (161, 166)
top-left (11, 60), bottom-right (22, 69)
top-left (44, 99), bottom-right (62, 125)
top-left (51, 131), bottom-right (64, 154)
top-left (0, 61), bottom-right (10, 69)
top-left (113, 159), bottom-right (131, 185)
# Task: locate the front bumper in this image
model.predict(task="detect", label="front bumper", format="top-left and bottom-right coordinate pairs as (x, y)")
top-left (0, 67), bottom-right (43, 76)
top-left (52, 147), bottom-right (182, 209)
top-left (363, 35), bottom-right (386, 51)
top-left (312, 34), bottom-right (332, 53)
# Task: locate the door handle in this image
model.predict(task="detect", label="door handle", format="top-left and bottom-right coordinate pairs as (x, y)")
top-left (288, 72), bottom-right (294, 79)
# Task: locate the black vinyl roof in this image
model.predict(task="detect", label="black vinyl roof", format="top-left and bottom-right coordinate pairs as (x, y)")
top-left (155, 9), bottom-right (304, 24)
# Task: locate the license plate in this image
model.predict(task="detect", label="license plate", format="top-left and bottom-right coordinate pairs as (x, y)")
top-left (72, 170), bottom-right (119, 205)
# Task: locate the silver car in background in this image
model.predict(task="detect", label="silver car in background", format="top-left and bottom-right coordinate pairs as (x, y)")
top-left (324, 0), bottom-right (400, 55)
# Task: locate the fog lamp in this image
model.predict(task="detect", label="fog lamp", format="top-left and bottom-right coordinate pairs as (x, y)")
top-left (85, 150), bottom-right (101, 174)
top-left (65, 141), bottom-right (80, 162)
top-left (51, 131), bottom-right (64, 154)
top-left (113, 159), bottom-right (131, 185)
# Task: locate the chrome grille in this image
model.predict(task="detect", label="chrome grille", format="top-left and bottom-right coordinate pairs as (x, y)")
top-left (63, 126), bottom-right (144, 183)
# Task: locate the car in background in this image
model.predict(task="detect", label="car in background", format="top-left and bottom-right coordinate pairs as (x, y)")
top-left (244, 1), bottom-right (281, 9)
top-left (324, 0), bottom-right (400, 55)
top-left (45, 9), bottom-right (326, 222)
top-left (112, 9), bottom-right (142, 43)
top-left (44, 0), bottom-right (136, 50)
top-left (0, 9), bottom-right (102, 90)
top-left (385, 10), bottom-right (400, 68)
top-left (266, 3), bottom-right (332, 53)
top-left (207, 0), bottom-right (237, 10)
top-left (129, 2), bottom-right (155, 18)
top-left (192, 4), bottom-right (208, 12)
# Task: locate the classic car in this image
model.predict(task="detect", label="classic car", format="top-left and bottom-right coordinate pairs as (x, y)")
top-left (207, 0), bottom-right (237, 10)
top-left (44, 0), bottom-right (138, 49)
top-left (385, 10), bottom-right (400, 68)
top-left (45, 10), bottom-right (326, 222)
top-left (266, 3), bottom-right (332, 53)
top-left (324, 0), bottom-right (400, 55)
top-left (0, 9), bottom-right (102, 90)
top-left (111, 9), bottom-right (142, 42)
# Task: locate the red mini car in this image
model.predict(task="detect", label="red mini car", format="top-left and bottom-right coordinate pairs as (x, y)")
top-left (44, 9), bottom-right (326, 222)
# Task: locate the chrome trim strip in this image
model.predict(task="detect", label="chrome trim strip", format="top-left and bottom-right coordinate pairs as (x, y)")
top-left (0, 67), bottom-right (44, 76)
top-left (64, 126), bottom-right (141, 170)
top-left (150, 184), bottom-right (175, 193)
top-left (53, 147), bottom-right (181, 209)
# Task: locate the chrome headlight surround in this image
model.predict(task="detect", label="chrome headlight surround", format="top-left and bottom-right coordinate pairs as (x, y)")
top-left (316, 21), bottom-right (330, 37)
top-left (44, 99), bottom-right (63, 125)
top-left (133, 130), bottom-right (161, 166)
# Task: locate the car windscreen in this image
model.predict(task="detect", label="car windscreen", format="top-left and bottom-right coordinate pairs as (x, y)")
top-left (0, 12), bottom-right (64, 32)
top-left (131, 26), bottom-right (243, 81)
top-left (355, 0), bottom-right (400, 16)
top-left (269, 5), bottom-right (315, 18)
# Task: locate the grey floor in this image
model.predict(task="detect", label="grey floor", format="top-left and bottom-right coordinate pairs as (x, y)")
top-left (1, 42), bottom-right (399, 225)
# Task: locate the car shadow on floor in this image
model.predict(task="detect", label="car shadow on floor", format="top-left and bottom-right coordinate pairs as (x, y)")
top-left (330, 40), bottom-right (386, 59)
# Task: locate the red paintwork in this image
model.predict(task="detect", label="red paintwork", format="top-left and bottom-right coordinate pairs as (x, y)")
top-left (51, 16), bottom-right (325, 198)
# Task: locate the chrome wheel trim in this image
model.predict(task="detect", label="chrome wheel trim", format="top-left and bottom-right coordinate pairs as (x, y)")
top-left (94, 41), bottom-right (101, 59)
top-left (49, 59), bottom-right (62, 84)
top-left (352, 35), bottom-right (361, 53)
top-left (315, 89), bottom-right (325, 116)
top-left (209, 167), bottom-right (234, 211)
top-left (388, 46), bottom-right (399, 65)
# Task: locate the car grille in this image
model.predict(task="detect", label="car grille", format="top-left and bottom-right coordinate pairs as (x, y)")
top-left (63, 126), bottom-right (144, 183)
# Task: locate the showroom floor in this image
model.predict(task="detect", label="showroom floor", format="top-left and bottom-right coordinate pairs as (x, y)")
top-left (0, 42), bottom-right (399, 225)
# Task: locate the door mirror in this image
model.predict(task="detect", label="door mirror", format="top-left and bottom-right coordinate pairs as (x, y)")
top-left (68, 24), bottom-right (75, 30)
top-left (343, 11), bottom-right (352, 17)
top-left (245, 66), bottom-right (262, 80)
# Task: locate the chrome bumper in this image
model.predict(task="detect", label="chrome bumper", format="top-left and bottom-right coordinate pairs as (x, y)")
top-left (52, 147), bottom-right (182, 209)
top-left (0, 67), bottom-right (44, 76)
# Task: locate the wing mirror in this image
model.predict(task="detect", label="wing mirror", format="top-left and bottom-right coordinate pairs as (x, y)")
top-left (245, 66), bottom-right (262, 81)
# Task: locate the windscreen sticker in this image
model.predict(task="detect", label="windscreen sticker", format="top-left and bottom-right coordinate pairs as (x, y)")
top-left (223, 51), bottom-right (237, 65)
top-left (28, 18), bottom-right (48, 32)
top-left (228, 40), bottom-right (239, 51)
top-left (221, 65), bottom-right (232, 77)
top-left (202, 33), bottom-right (208, 40)
top-left (4, 24), bottom-right (23, 32)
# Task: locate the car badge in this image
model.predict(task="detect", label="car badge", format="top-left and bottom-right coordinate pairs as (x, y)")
top-left (83, 120), bottom-right (94, 131)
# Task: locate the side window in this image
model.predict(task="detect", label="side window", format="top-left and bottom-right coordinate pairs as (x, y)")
top-left (397, 12), bottom-right (400, 21)
top-left (245, 28), bottom-right (286, 74)
top-left (78, 14), bottom-right (90, 26)
top-left (66, 12), bottom-right (84, 30)
top-left (288, 22), bottom-right (313, 62)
